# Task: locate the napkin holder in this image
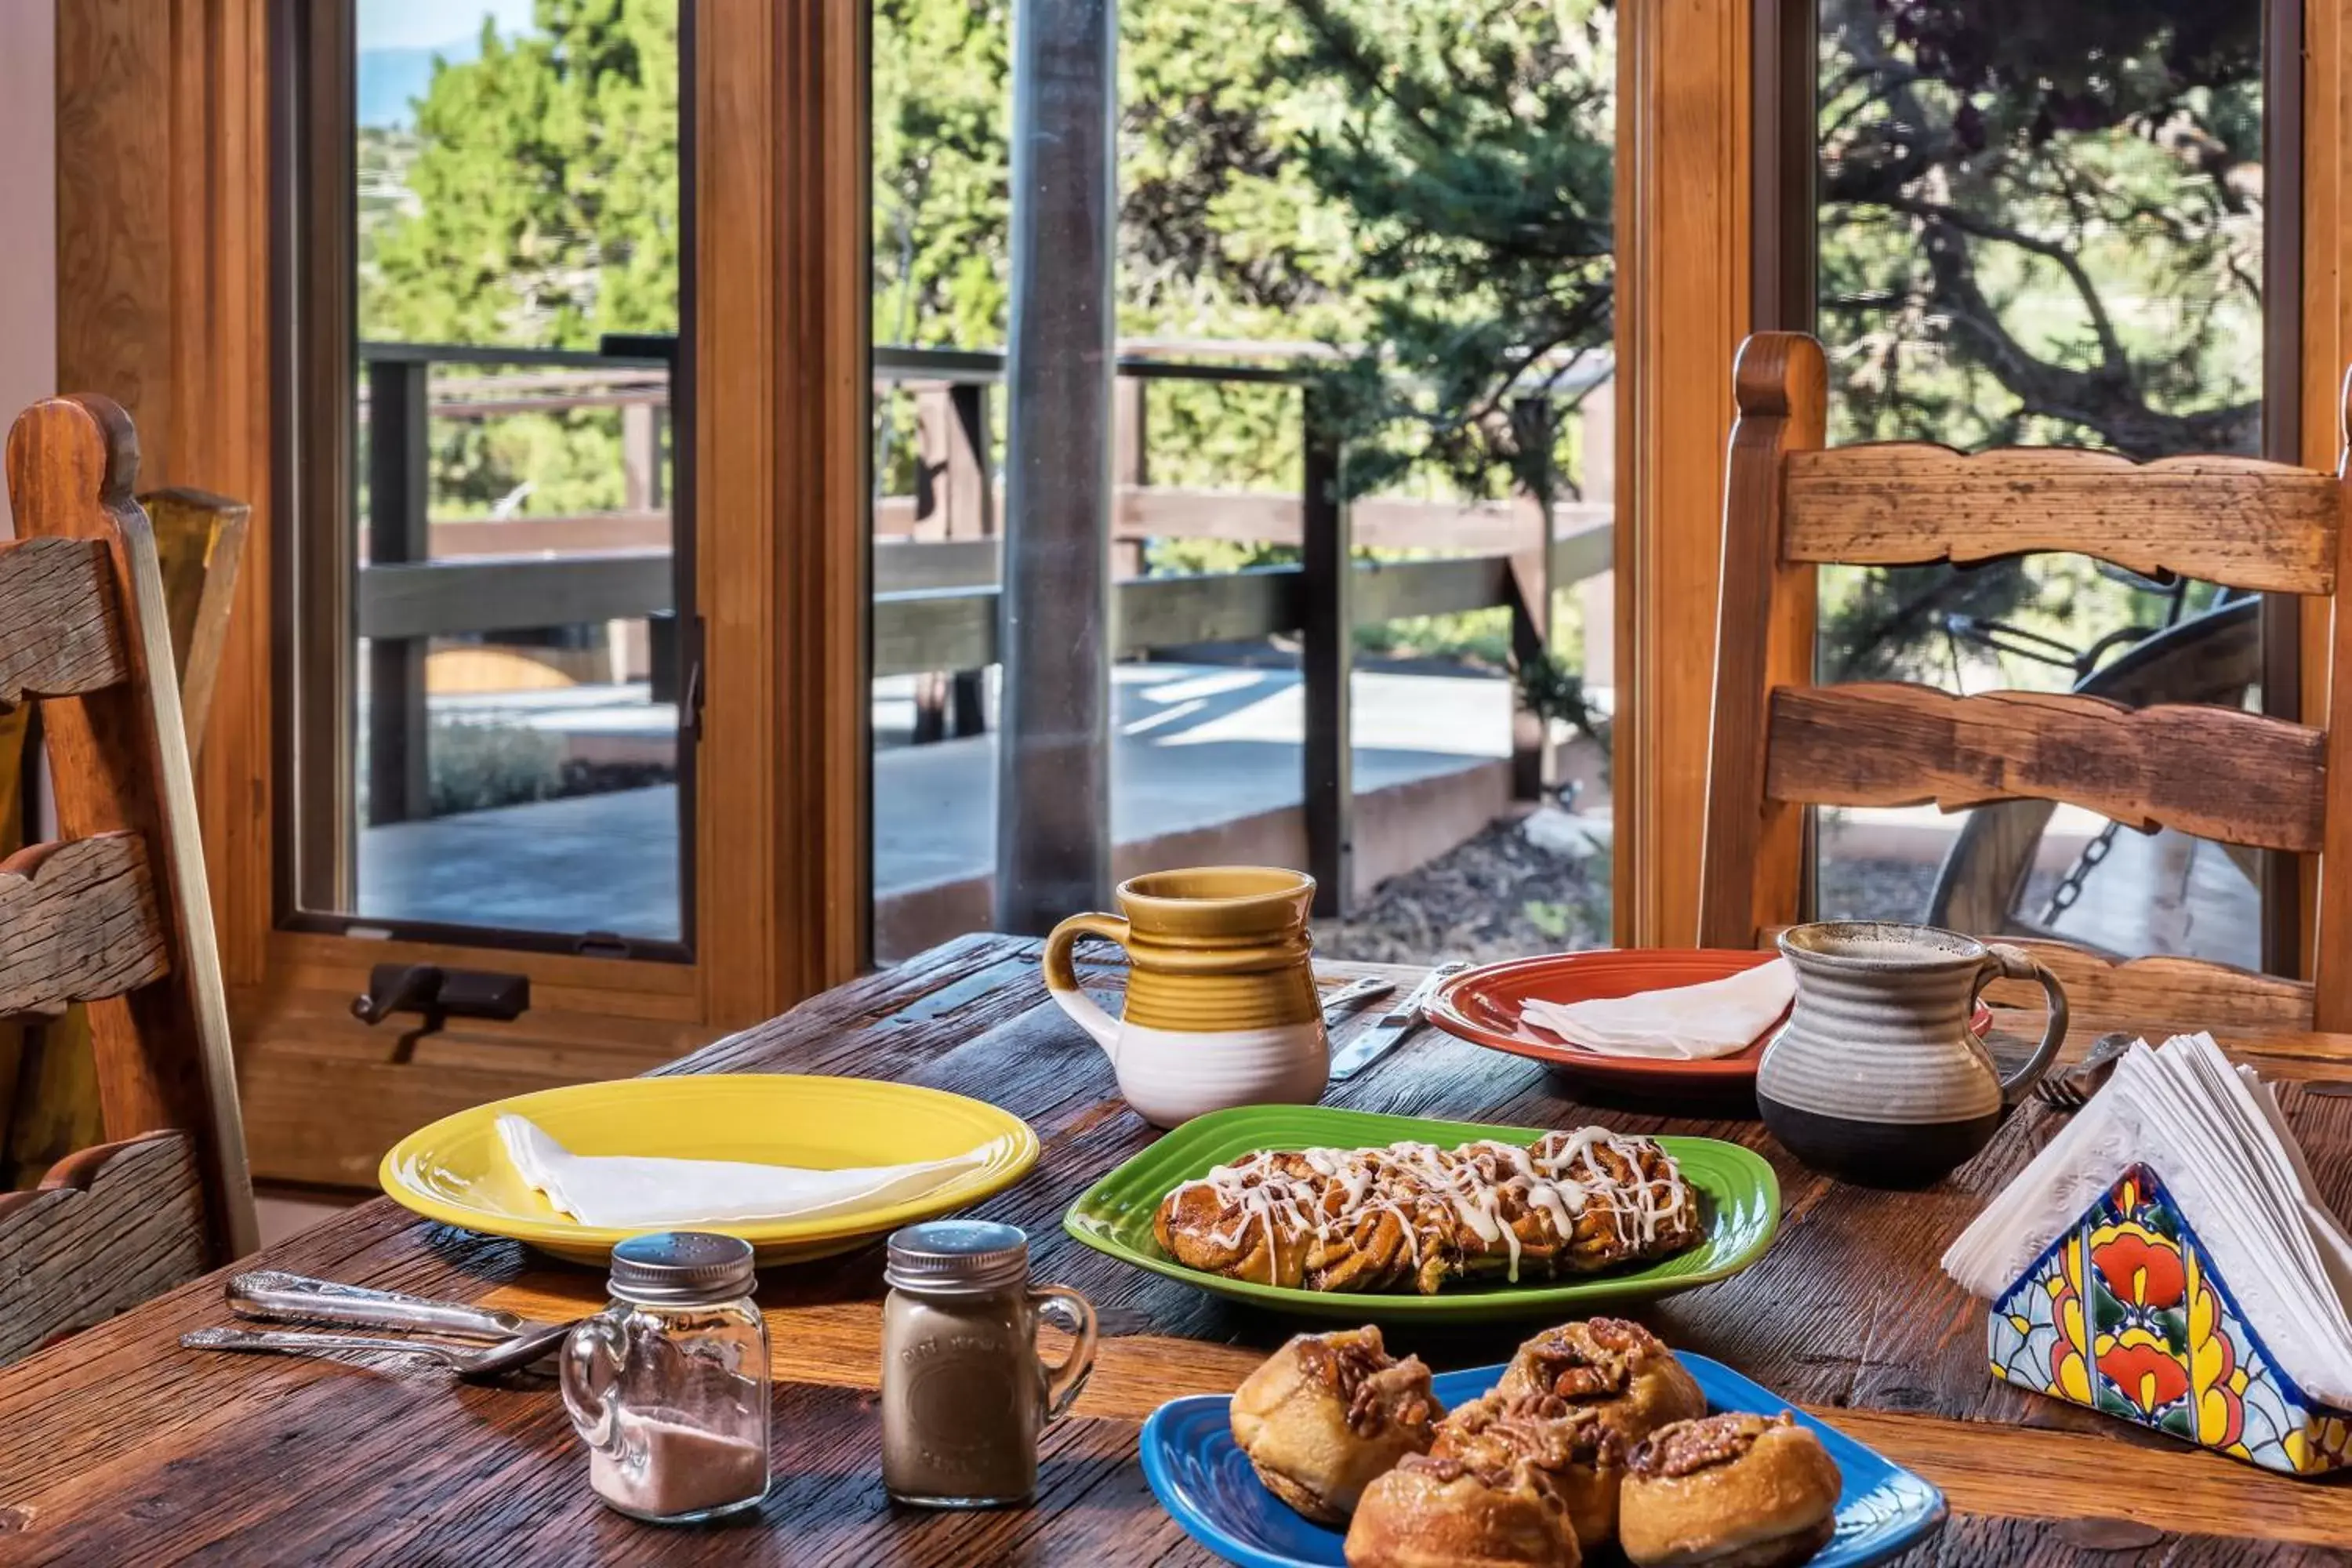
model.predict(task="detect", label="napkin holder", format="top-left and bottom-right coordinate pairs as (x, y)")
top-left (1987, 1163), bottom-right (2352, 1476)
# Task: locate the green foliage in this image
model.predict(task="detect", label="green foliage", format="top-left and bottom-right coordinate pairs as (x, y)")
top-left (364, 0), bottom-right (680, 347)
top-left (1277, 0), bottom-right (1614, 502)
top-left (361, 1), bottom-right (680, 526)
top-left (361, 0), bottom-right (2267, 692)
top-left (1814, 0), bottom-right (2263, 677)
top-left (1521, 899), bottom-right (1575, 942)
top-left (426, 718), bottom-right (566, 815)
top-left (1512, 648), bottom-right (1610, 753)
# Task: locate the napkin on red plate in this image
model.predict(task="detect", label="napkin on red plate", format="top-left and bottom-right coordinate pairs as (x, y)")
top-left (1519, 958), bottom-right (1795, 1060)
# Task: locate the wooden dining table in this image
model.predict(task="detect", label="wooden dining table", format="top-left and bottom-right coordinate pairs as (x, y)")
top-left (3, 931), bottom-right (2351, 1564)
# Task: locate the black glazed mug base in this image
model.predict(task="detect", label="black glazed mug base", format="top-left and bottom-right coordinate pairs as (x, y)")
top-left (1756, 1094), bottom-right (2000, 1188)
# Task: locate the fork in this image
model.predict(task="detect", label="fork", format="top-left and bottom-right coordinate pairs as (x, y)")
top-left (2031, 1030), bottom-right (2138, 1111)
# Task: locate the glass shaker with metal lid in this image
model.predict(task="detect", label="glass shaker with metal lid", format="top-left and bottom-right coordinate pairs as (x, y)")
top-left (561, 1231), bottom-right (772, 1523)
top-left (880, 1220), bottom-right (1098, 1508)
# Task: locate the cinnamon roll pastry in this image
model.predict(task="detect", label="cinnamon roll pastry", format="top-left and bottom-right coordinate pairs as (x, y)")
top-left (1617, 1412), bottom-right (1841, 1568)
top-left (1230, 1327), bottom-right (1445, 1525)
top-left (1154, 1130), bottom-right (1702, 1295)
top-left (1344, 1452), bottom-right (1581, 1568)
top-left (1434, 1390), bottom-right (1624, 1552)
top-left (1494, 1318), bottom-right (1706, 1449)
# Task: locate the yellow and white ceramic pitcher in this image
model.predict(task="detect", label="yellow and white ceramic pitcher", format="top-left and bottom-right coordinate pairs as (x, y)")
top-left (1043, 867), bottom-right (1325, 1127)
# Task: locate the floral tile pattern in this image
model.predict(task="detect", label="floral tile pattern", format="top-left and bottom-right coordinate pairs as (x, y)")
top-left (1989, 1163), bottom-right (2352, 1476)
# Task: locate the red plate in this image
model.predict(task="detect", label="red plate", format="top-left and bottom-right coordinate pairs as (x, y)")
top-left (1428, 949), bottom-right (1994, 1092)
top-left (1428, 949), bottom-right (1788, 1088)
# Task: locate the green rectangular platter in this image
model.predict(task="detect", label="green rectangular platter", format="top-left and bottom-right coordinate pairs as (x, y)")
top-left (1063, 1104), bottom-right (1782, 1321)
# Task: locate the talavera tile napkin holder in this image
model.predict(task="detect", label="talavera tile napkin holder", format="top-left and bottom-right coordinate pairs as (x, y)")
top-left (1988, 1163), bottom-right (2352, 1476)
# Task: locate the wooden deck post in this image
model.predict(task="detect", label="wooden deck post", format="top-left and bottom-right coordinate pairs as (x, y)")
top-left (1578, 376), bottom-right (1617, 691)
top-left (947, 383), bottom-right (991, 738)
top-left (1508, 396), bottom-right (1556, 802)
top-left (1112, 376), bottom-right (1147, 580)
top-left (996, 0), bottom-right (1116, 933)
top-left (911, 383), bottom-right (993, 742)
top-left (622, 398), bottom-right (662, 513)
top-left (365, 358), bottom-right (430, 825)
top-left (1301, 391), bottom-right (1352, 917)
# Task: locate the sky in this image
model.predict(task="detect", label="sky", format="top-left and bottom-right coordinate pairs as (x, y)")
top-left (358, 0), bottom-right (538, 53)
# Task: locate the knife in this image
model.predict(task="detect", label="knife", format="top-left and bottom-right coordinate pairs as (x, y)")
top-left (1330, 962), bottom-right (1468, 1080)
top-left (1317, 976), bottom-right (1396, 1022)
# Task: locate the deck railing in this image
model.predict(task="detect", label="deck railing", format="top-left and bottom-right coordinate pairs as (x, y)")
top-left (354, 338), bottom-right (1613, 911)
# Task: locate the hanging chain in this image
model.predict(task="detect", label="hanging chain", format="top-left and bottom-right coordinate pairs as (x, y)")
top-left (2040, 820), bottom-right (2121, 921)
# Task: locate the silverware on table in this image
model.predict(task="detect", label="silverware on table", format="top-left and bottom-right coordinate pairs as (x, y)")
top-left (1317, 976), bottom-right (1396, 1022)
top-left (228, 1271), bottom-right (552, 1341)
top-left (2031, 1030), bottom-right (2139, 1111)
top-left (1330, 961), bottom-right (1469, 1081)
top-left (180, 1318), bottom-right (576, 1382)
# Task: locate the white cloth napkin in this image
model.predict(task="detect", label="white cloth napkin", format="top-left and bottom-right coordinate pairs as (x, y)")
top-left (1941, 1033), bottom-right (2352, 1408)
top-left (1519, 957), bottom-right (1795, 1060)
top-left (496, 1115), bottom-right (983, 1229)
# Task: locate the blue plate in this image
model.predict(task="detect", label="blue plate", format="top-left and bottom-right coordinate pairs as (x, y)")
top-left (1139, 1353), bottom-right (1947, 1568)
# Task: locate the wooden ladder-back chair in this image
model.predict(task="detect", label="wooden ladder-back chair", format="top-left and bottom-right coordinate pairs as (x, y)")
top-left (1699, 332), bottom-right (2352, 1034)
top-left (0, 396), bottom-right (258, 1367)
top-left (0, 485), bottom-right (250, 1177)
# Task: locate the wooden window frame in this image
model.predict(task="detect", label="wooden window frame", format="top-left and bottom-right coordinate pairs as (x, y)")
top-left (1613, 0), bottom-right (1752, 946)
top-left (55, 0), bottom-right (869, 1187)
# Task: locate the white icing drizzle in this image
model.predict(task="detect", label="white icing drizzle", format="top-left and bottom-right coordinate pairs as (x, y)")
top-left (1163, 1128), bottom-right (1689, 1284)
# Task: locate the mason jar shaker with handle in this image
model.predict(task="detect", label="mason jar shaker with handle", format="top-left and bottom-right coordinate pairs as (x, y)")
top-left (560, 1231), bottom-right (772, 1523)
top-left (880, 1220), bottom-right (1098, 1508)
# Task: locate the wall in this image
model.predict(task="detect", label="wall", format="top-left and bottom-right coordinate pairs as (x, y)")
top-left (0, 0), bottom-right (56, 531)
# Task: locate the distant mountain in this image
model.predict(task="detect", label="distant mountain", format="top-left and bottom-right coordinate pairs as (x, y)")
top-left (358, 37), bottom-right (485, 128)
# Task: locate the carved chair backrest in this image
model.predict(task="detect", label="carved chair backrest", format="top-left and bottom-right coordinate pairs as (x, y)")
top-left (0, 396), bottom-right (257, 1366)
top-left (1699, 332), bottom-right (2352, 1032)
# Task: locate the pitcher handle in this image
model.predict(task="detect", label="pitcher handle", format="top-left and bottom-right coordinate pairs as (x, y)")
top-left (1043, 913), bottom-right (1130, 1055)
top-left (1979, 943), bottom-right (2069, 1102)
top-left (1030, 1284), bottom-right (1098, 1423)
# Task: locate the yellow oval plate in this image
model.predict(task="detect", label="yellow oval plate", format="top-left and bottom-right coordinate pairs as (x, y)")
top-left (379, 1074), bottom-right (1039, 1265)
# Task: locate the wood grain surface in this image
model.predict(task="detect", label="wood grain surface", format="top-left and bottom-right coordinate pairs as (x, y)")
top-left (0, 538), bottom-right (128, 706)
top-left (0, 835), bottom-right (168, 1018)
top-left (1766, 683), bottom-right (2329, 852)
top-left (1780, 443), bottom-right (2342, 595)
top-left (0, 1132), bottom-right (203, 1367)
top-left (0, 935), bottom-right (2349, 1563)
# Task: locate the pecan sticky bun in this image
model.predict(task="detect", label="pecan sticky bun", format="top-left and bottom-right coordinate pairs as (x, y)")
top-left (1344, 1450), bottom-right (1581, 1568)
top-left (1432, 1389), bottom-right (1624, 1552)
top-left (1617, 1413), bottom-right (1842, 1568)
top-left (1494, 1318), bottom-right (1706, 1449)
top-left (1230, 1327), bottom-right (1444, 1526)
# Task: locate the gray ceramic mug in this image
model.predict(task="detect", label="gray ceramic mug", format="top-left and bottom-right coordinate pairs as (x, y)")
top-left (1756, 921), bottom-right (2067, 1187)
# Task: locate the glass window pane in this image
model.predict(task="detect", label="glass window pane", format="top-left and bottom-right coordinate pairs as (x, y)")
top-left (1812, 0), bottom-right (2266, 964)
top-left (869, 0), bottom-right (1615, 964)
top-left (321, 0), bottom-right (688, 946)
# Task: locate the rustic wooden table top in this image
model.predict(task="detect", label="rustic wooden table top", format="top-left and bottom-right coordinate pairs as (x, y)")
top-left (5, 932), bottom-right (2352, 1565)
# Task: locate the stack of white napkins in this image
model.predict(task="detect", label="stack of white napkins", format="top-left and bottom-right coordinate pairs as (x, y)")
top-left (497, 1115), bottom-right (982, 1229)
top-left (1519, 958), bottom-right (1795, 1060)
top-left (1942, 1032), bottom-right (2352, 1409)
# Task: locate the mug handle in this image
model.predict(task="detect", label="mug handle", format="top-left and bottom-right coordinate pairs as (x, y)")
top-left (1978, 943), bottom-right (2069, 1102)
top-left (1043, 913), bottom-right (1131, 1054)
top-left (1030, 1284), bottom-right (1098, 1423)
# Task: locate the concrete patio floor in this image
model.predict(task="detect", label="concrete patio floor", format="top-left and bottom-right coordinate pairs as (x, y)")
top-left (355, 664), bottom-right (1517, 941)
